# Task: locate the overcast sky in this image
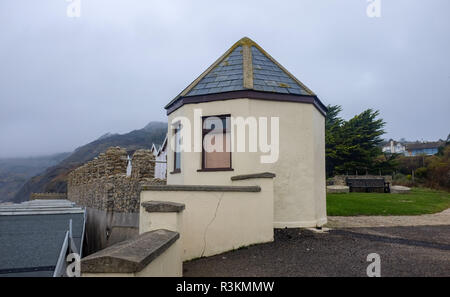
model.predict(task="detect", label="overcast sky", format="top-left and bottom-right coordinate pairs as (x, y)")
top-left (0, 0), bottom-right (449, 158)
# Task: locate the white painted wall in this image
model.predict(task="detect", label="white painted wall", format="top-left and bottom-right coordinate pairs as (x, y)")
top-left (166, 98), bottom-right (327, 228)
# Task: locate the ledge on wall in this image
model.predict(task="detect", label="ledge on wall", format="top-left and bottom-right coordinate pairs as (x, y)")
top-left (140, 184), bottom-right (261, 192)
top-left (141, 201), bottom-right (185, 213)
top-left (231, 172), bottom-right (276, 181)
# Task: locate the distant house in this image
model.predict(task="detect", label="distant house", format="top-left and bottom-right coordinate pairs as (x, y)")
top-left (405, 141), bottom-right (445, 156)
top-left (382, 140), bottom-right (406, 154)
top-left (0, 200), bottom-right (85, 277)
top-left (152, 135), bottom-right (167, 179)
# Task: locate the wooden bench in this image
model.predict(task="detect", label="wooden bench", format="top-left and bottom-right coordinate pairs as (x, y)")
top-left (346, 178), bottom-right (390, 193)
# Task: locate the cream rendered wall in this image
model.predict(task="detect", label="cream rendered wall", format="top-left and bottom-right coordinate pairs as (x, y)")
top-left (139, 210), bottom-right (183, 236)
top-left (166, 98), bottom-right (326, 228)
top-left (313, 106), bottom-right (327, 226)
top-left (140, 178), bottom-right (274, 261)
top-left (313, 108), bottom-right (327, 226)
top-left (135, 240), bottom-right (182, 277)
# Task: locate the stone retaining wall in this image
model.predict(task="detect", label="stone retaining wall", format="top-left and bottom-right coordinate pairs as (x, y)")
top-left (67, 147), bottom-right (166, 254)
top-left (68, 176), bottom-right (165, 213)
top-left (30, 193), bottom-right (67, 200)
top-left (68, 147), bottom-right (156, 187)
top-left (68, 147), bottom-right (164, 213)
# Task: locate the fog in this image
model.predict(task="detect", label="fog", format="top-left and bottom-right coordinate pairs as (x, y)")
top-left (1, 0), bottom-right (449, 157)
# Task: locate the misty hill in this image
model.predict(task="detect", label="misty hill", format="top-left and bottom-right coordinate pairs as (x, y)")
top-left (96, 132), bottom-right (119, 141)
top-left (143, 121), bottom-right (167, 132)
top-left (0, 153), bottom-right (71, 202)
top-left (10, 121), bottom-right (167, 203)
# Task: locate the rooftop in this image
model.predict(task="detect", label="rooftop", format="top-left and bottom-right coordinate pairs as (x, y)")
top-left (165, 37), bottom-right (326, 115)
top-left (0, 200), bottom-right (85, 277)
top-left (406, 141), bottom-right (445, 150)
top-left (0, 199), bottom-right (83, 215)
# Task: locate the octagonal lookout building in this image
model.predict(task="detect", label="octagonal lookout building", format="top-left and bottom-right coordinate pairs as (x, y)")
top-left (161, 37), bottom-right (327, 229)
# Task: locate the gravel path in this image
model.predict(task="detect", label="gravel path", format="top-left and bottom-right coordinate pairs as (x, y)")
top-left (327, 208), bottom-right (450, 228)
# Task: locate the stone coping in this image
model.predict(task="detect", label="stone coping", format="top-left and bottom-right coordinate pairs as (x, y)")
top-left (231, 172), bottom-right (276, 181)
top-left (141, 201), bottom-right (185, 213)
top-left (390, 185), bottom-right (411, 194)
top-left (81, 229), bottom-right (179, 274)
top-left (326, 185), bottom-right (350, 194)
top-left (141, 185), bottom-right (261, 192)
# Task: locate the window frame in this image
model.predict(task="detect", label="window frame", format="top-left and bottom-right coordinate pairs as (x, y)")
top-left (198, 114), bottom-right (234, 172)
top-left (171, 123), bottom-right (181, 174)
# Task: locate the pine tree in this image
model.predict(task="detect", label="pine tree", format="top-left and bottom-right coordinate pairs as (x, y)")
top-left (325, 106), bottom-right (387, 176)
top-left (325, 105), bottom-right (343, 177)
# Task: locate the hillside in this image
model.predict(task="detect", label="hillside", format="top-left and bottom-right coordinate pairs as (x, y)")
top-left (0, 153), bottom-right (71, 202)
top-left (10, 121), bottom-right (167, 203)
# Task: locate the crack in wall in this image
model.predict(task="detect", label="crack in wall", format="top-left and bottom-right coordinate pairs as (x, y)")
top-left (200, 192), bottom-right (225, 258)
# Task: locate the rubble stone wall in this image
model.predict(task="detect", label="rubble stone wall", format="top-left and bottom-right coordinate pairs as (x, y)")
top-left (67, 147), bottom-right (166, 255)
top-left (68, 147), bottom-right (164, 213)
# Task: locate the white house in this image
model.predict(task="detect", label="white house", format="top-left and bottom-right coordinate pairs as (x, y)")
top-left (151, 136), bottom-right (167, 179)
top-left (382, 140), bottom-right (406, 154)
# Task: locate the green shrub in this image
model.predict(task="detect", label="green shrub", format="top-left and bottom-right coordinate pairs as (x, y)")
top-left (415, 167), bottom-right (428, 179)
top-left (393, 173), bottom-right (405, 180)
top-left (392, 173), bottom-right (416, 187)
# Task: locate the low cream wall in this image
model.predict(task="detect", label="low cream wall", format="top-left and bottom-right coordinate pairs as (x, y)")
top-left (135, 240), bottom-right (182, 277)
top-left (140, 178), bottom-right (274, 261)
top-left (140, 211), bottom-right (183, 235)
top-left (82, 240), bottom-right (182, 277)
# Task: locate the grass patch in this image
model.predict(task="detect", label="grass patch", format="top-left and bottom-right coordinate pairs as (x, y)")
top-left (327, 188), bottom-right (450, 216)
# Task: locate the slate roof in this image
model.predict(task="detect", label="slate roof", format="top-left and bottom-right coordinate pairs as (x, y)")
top-left (0, 200), bottom-right (85, 277)
top-left (186, 46), bottom-right (244, 96)
top-left (166, 37), bottom-right (320, 111)
top-left (251, 46), bottom-right (309, 95)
